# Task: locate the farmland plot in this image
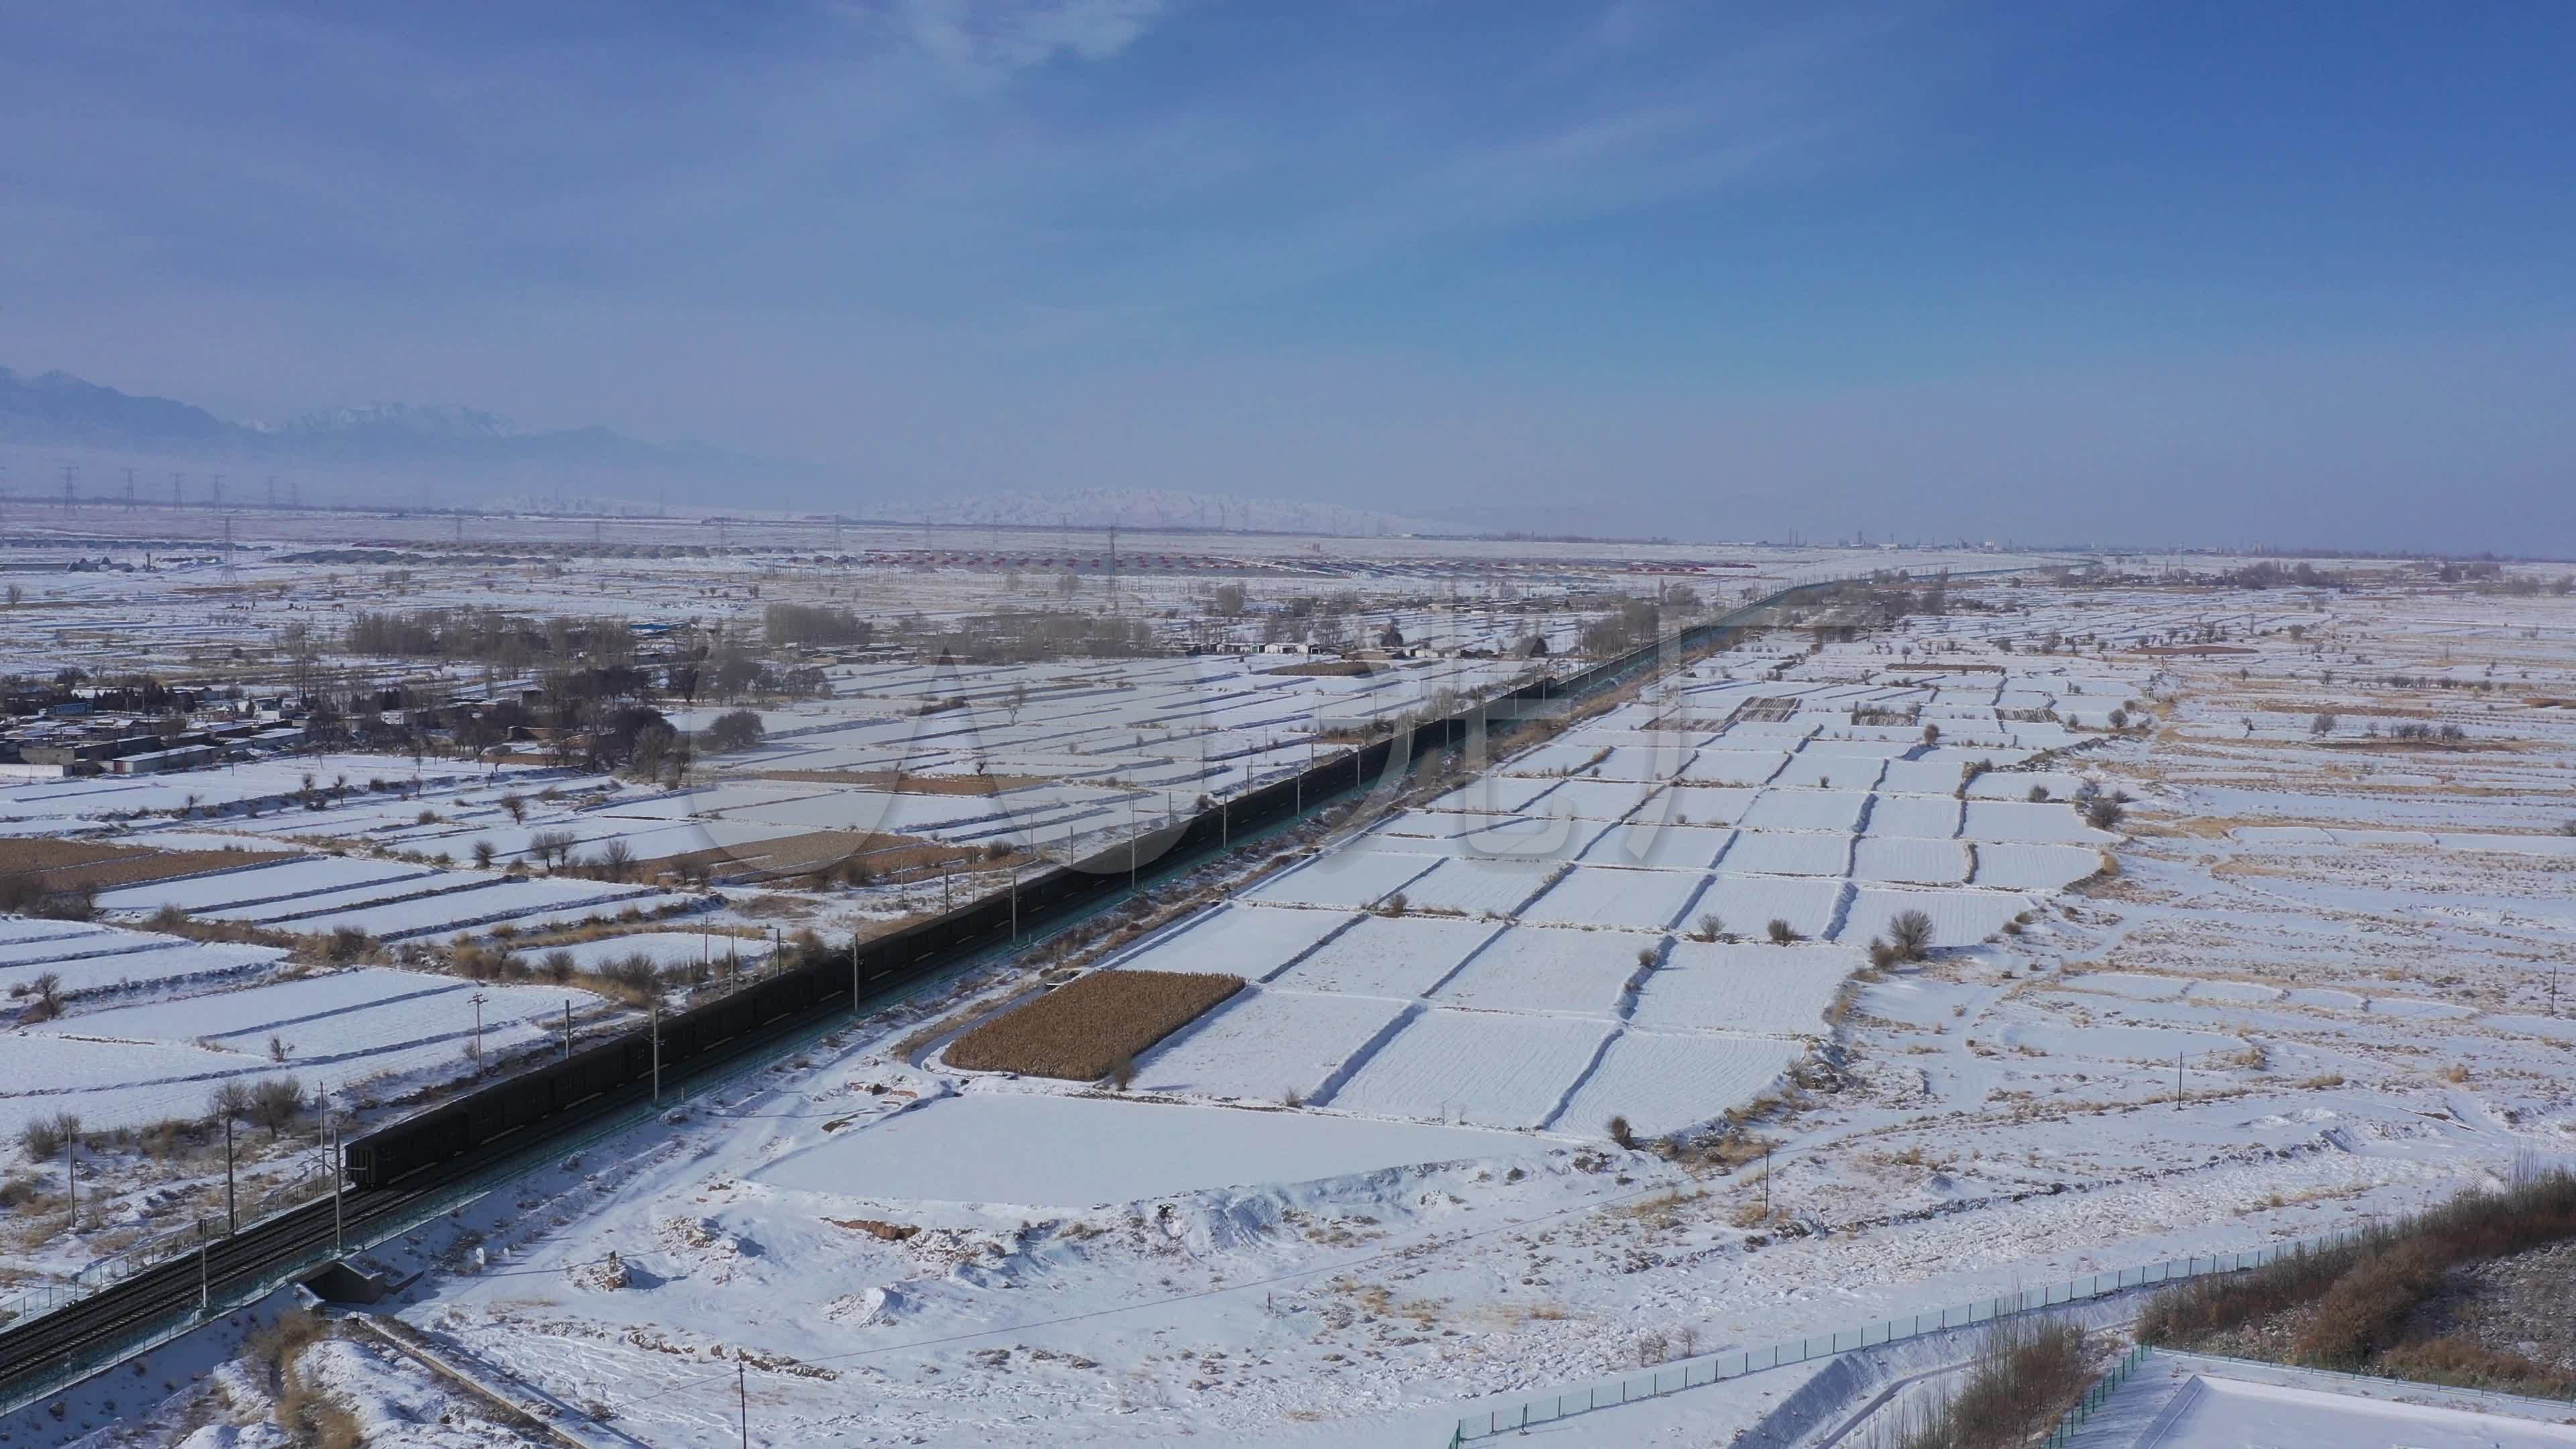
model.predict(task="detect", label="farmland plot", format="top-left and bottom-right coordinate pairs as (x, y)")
top-left (1107, 902), bottom-right (1353, 981)
top-left (1265, 914), bottom-right (1500, 996)
top-left (1628, 941), bottom-right (1854, 1036)
top-left (1135, 987), bottom-right (1408, 1100)
top-left (1739, 790), bottom-right (1870, 833)
top-left (1853, 836), bottom-right (1973, 885)
top-left (286, 878), bottom-right (666, 939)
top-left (0, 932), bottom-right (283, 998)
top-left (1770, 753), bottom-right (1886, 790)
top-left (1324, 1008), bottom-right (1611, 1128)
top-left (1964, 799), bottom-right (2112, 843)
top-left (0, 1036), bottom-right (268, 1146)
top-left (1678, 750), bottom-right (1791, 786)
top-left (3, 970), bottom-right (576, 1138)
top-left (1517, 864), bottom-right (1708, 932)
top-left (1972, 841), bottom-right (2104, 890)
top-left (1419, 777), bottom-right (1562, 819)
top-left (94, 855), bottom-right (428, 915)
top-left (1718, 830), bottom-right (1854, 877)
top-left (543, 930), bottom-right (770, 974)
top-left (1877, 758), bottom-right (1977, 794)
top-left (1578, 822), bottom-right (1736, 870)
top-left (1659, 786), bottom-right (1761, 825)
top-left (1394, 856), bottom-right (1566, 918)
top-left (1840, 885), bottom-right (2033, 947)
top-left (1503, 743), bottom-right (1691, 782)
top-left (1548, 1030), bottom-right (1803, 1136)
top-left (1240, 850), bottom-right (1440, 910)
top-left (1428, 924), bottom-right (1648, 1016)
top-left (1523, 777), bottom-right (1666, 821)
top-left (1688, 875), bottom-right (1845, 941)
top-left (1864, 794), bottom-right (1964, 839)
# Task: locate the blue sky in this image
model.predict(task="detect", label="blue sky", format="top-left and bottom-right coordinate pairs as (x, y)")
top-left (5, 1), bottom-right (2571, 549)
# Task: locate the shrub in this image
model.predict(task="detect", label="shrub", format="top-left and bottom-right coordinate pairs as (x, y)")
top-left (19, 1112), bottom-right (82, 1161)
top-left (543, 950), bottom-right (577, 983)
top-left (248, 1076), bottom-right (305, 1137)
top-left (499, 793), bottom-right (527, 824)
top-left (1380, 892), bottom-right (1409, 917)
top-left (209, 1079), bottom-right (254, 1120)
top-left (1607, 1115), bottom-right (1635, 1149)
top-left (2084, 796), bottom-right (2126, 830)
top-left (2027, 784), bottom-right (2049, 802)
top-left (1868, 938), bottom-right (1900, 971)
top-left (1694, 913), bottom-right (1723, 943)
top-left (1886, 1315), bottom-right (2091, 1449)
top-left (1766, 918), bottom-right (1799, 945)
top-left (2137, 1168), bottom-right (2576, 1357)
top-left (1887, 910), bottom-right (1935, 961)
top-left (704, 709), bottom-right (767, 753)
top-left (25, 970), bottom-right (64, 1022)
top-left (472, 840), bottom-right (497, 869)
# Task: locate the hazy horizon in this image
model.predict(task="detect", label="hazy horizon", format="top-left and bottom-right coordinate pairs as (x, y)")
top-left (6, 3), bottom-right (2571, 551)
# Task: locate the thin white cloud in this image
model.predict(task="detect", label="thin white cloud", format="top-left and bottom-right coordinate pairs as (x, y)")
top-left (877, 0), bottom-right (1170, 83)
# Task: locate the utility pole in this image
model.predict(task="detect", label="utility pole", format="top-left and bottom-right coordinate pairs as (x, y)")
top-left (562, 1000), bottom-right (573, 1059)
top-left (2176, 1051), bottom-right (2186, 1110)
top-left (1008, 861), bottom-right (1018, 941)
top-left (470, 991), bottom-right (488, 1065)
top-left (942, 865), bottom-right (951, 914)
top-left (650, 1000), bottom-right (661, 1102)
top-left (850, 936), bottom-right (861, 1016)
top-left (329, 1110), bottom-right (344, 1251)
top-left (739, 1360), bottom-right (749, 1449)
top-left (1128, 797), bottom-right (1138, 890)
top-left (198, 1220), bottom-right (211, 1311)
top-left (224, 1115), bottom-right (237, 1233)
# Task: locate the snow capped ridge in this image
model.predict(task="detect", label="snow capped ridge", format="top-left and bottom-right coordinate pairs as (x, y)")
top-left (269, 400), bottom-right (519, 439)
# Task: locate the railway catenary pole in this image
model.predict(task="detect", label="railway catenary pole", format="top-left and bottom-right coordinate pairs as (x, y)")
top-left (330, 1112), bottom-right (343, 1253)
top-left (223, 1116), bottom-right (235, 1234)
top-left (650, 1000), bottom-right (661, 1102)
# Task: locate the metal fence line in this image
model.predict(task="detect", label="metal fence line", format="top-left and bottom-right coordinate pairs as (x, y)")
top-left (1450, 1230), bottom-right (2358, 1443)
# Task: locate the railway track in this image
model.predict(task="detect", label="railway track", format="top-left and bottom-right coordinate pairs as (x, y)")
top-left (0, 575), bottom-right (1880, 1412)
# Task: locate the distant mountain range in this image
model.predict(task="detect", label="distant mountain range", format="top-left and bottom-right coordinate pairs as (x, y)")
top-left (0, 365), bottom-right (1513, 538)
top-left (0, 366), bottom-right (759, 475)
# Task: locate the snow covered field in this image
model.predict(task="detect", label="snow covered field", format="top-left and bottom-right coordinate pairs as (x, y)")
top-left (13, 540), bottom-right (2576, 1449)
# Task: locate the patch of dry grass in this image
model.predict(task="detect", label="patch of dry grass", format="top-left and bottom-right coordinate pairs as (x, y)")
top-left (946, 969), bottom-right (1243, 1080)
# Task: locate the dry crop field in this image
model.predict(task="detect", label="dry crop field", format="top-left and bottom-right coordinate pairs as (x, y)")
top-left (0, 839), bottom-right (284, 892)
top-left (945, 968), bottom-right (1244, 1079)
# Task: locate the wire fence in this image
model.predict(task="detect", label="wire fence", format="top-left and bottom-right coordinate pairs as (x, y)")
top-left (0, 1158), bottom-right (335, 1331)
top-left (1450, 1231), bottom-right (2355, 1444)
top-left (2041, 1341), bottom-right (2153, 1449)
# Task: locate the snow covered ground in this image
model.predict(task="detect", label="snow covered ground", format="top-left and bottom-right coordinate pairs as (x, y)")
top-left (13, 549), bottom-right (2576, 1449)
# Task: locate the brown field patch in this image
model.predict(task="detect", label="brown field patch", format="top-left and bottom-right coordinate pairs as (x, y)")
top-left (0, 839), bottom-right (285, 890)
top-left (1262, 660), bottom-right (1374, 677)
top-left (945, 969), bottom-right (1243, 1080)
top-left (747, 769), bottom-right (1051, 794)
